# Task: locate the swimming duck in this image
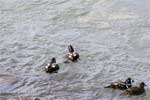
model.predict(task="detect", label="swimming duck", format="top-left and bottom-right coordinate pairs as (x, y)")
top-left (121, 82), bottom-right (146, 96)
top-left (104, 77), bottom-right (134, 90)
top-left (45, 57), bottom-right (59, 73)
top-left (65, 45), bottom-right (80, 62)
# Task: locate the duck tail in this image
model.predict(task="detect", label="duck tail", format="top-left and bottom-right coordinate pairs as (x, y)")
top-left (104, 85), bottom-right (111, 88)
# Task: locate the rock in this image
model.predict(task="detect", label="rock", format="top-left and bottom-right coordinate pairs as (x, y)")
top-left (17, 96), bottom-right (40, 100)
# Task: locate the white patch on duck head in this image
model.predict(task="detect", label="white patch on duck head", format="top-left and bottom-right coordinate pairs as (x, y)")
top-left (73, 52), bottom-right (77, 56)
top-left (45, 65), bottom-right (49, 69)
top-left (51, 64), bottom-right (56, 68)
top-left (69, 55), bottom-right (72, 58)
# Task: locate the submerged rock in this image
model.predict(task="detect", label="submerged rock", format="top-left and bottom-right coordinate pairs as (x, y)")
top-left (0, 74), bottom-right (17, 85)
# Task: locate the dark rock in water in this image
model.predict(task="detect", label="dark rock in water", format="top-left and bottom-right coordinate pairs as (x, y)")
top-left (17, 96), bottom-right (40, 100)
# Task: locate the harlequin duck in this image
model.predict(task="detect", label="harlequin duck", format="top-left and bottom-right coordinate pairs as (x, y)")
top-left (121, 82), bottom-right (146, 96)
top-left (65, 45), bottom-right (80, 62)
top-left (104, 77), bottom-right (134, 90)
top-left (45, 57), bottom-right (59, 73)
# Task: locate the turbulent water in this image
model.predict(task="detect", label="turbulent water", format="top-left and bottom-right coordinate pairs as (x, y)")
top-left (0, 0), bottom-right (150, 100)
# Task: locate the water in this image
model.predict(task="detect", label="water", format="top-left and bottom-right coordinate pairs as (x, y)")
top-left (0, 0), bottom-right (150, 100)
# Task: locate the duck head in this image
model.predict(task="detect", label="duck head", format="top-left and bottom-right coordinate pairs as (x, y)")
top-left (140, 82), bottom-right (146, 88)
top-left (68, 45), bottom-right (74, 53)
top-left (125, 77), bottom-right (134, 88)
top-left (51, 57), bottom-right (56, 64)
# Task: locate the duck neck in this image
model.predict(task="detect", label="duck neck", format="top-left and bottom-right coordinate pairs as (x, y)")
top-left (140, 85), bottom-right (144, 89)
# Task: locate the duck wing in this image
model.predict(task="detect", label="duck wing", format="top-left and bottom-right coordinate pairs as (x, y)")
top-left (104, 82), bottom-right (120, 88)
top-left (126, 87), bottom-right (140, 92)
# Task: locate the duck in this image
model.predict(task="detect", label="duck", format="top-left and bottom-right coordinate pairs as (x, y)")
top-left (65, 45), bottom-right (80, 62)
top-left (45, 57), bottom-right (59, 73)
top-left (121, 82), bottom-right (146, 96)
top-left (104, 77), bottom-right (134, 90)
